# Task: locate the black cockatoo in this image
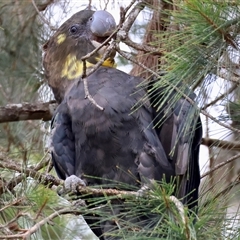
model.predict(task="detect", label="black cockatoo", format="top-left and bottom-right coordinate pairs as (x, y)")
top-left (43, 9), bottom-right (202, 240)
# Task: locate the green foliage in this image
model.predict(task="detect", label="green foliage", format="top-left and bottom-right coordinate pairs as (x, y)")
top-left (158, 0), bottom-right (240, 84)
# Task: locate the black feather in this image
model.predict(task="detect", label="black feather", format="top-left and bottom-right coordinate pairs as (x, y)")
top-left (148, 77), bottom-right (202, 210)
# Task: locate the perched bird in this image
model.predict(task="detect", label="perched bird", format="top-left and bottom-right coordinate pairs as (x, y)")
top-left (43, 9), bottom-right (202, 239)
top-left (43, 9), bottom-right (175, 239)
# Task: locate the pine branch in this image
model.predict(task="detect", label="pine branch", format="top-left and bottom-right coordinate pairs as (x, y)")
top-left (0, 101), bottom-right (56, 123)
top-left (0, 156), bottom-right (137, 197)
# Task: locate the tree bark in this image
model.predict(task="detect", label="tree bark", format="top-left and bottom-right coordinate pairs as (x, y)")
top-left (0, 101), bottom-right (56, 123)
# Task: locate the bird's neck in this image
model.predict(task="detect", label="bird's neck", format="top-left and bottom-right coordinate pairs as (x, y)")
top-left (61, 54), bottom-right (116, 80)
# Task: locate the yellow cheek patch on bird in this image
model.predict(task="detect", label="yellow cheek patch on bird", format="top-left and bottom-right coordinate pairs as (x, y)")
top-left (57, 34), bottom-right (66, 45)
top-left (61, 54), bottom-right (94, 80)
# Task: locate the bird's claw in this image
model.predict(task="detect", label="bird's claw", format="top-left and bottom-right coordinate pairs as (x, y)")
top-left (137, 184), bottom-right (150, 198)
top-left (64, 175), bottom-right (86, 193)
top-left (72, 199), bottom-right (87, 208)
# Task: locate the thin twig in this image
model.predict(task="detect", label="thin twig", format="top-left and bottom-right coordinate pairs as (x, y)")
top-left (81, 30), bottom-right (118, 64)
top-left (202, 174), bottom-right (240, 207)
top-left (117, 1), bottom-right (161, 54)
top-left (31, 0), bottom-right (55, 31)
top-left (83, 41), bottom-right (116, 78)
top-left (0, 152), bottom-right (51, 194)
top-left (82, 41), bottom-right (116, 110)
top-left (120, 1), bottom-right (146, 34)
top-left (0, 158), bottom-right (62, 194)
top-left (33, 152), bottom-right (51, 171)
top-left (123, 37), bottom-right (163, 55)
top-left (120, 3), bottom-right (161, 54)
top-left (84, 79), bottom-right (103, 110)
top-left (219, 71), bottom-right (240, 84)
top-left (202, 84), bottom-right (238, 110)
top-left (0, 198), bottom-right (25, 214)
top-left (201, 153), bottom-right (240, 179)
top-left (82, 77), bottom-right (104, 110)
top-left (34, 198), bottom-right (48, 220)
top-left (79, 22), bottom-right (120, 110)
top-left (122, 0), bottom-right (137, 17)
top-left (75, 184), bottom-right (138, 198)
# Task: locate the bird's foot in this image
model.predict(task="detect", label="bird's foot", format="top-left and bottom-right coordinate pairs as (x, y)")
top-left (72, 199), bottom-right (87, 208)
top-left (137, 180), bottom-right (156, 198)
top-left (136, 184), bottom-right (150, 198)
top-left (64, 175), bottom-right (86, 194)
top-left (56, 175), bottom-right (87, 202)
